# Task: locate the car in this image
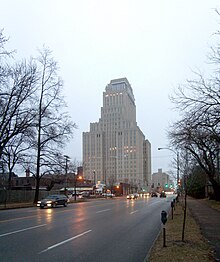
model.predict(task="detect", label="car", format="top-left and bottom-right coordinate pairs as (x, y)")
top-left (77, 193), bottom-right (84, 199)
top-left (102, 193), bottom-right (114, 198)
top-left (81, 191), bottom-right (90, 198)
top-left (126, 193), bottom-right (138, 200)
top-left (37, 194), bottom-right (68, 208)
top-left (160, 192), bottom-right (167, 198)
top-left (133, 193), bottom-right (139, 198)
top-left (151, 192), bottom-right (158, 197)
top-left (67, 192), bottom-right (84, 201)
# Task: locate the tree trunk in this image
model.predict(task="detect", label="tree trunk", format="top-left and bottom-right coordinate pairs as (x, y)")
top-left (211, 179), bottom-right (220, 201)
top-left (34, 176), bottom-right (40, 203)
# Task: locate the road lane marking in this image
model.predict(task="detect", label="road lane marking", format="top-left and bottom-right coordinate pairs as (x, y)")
top-left (130, 210), bottom-right (138, 214)
top-left (39, 230), bottom-right (92, 254)
top-left (0, 215), bottom-right (44, 223)
top-left (96, 209), bottom-right (110, 213)
top-left (0, 224), bottom-right (47, 237)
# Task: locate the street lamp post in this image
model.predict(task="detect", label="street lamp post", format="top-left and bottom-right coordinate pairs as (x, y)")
top-left (93, 170), bottom-right (96, 185)
top-left (64, 155), bottom-right (70, 194)
top-left (158, 147), bottom-right (180, 192)
top-left (93, 170), bottom-right (96, 196)
top-left (74, 172), bottom-right (77, 201)
top-left (73, 172), bottom-right (82, 201)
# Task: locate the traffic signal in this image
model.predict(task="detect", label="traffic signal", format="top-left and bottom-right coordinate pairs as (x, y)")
top-left (165, 183), bottom-right (168, 188)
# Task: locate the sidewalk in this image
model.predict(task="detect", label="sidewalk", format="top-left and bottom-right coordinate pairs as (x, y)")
top-left (187, 197), bottom-right (220, 261)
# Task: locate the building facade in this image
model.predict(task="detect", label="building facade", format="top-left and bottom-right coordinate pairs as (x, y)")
top-left (151, 168), bottom-right (174, 191)
top-left (83, 78), bottom-right (151, 191)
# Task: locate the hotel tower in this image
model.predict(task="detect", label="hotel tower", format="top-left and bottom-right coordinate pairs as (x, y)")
top-left (83, 78), bottom-right (151, 191)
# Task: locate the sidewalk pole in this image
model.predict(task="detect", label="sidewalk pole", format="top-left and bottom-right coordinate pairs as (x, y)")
top-left (163, 226), bottom-right (166, 247)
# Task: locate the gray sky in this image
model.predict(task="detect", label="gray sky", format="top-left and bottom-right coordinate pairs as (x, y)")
top-left (1, 0), bottom-right (220, 175)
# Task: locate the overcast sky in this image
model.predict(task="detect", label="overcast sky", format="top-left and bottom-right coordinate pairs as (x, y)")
top-left (1, 0), bottom-right (220, 175)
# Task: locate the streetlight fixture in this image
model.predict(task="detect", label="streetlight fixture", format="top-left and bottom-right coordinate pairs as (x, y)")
top-left (158, 147), bottom-right (180, 192)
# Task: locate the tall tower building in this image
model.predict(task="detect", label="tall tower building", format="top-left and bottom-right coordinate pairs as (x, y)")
top-left (83, 78), bottom-right (151, 190)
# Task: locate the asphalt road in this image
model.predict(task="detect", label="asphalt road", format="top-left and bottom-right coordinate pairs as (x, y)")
top-left (0, 195), bottom-right (175, 262)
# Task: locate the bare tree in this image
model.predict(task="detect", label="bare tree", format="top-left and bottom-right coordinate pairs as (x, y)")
top-left (32, 47), bottom-right (76, 203)
top-left (0, 29), bottom-right (14, 58)
top-left (0, 60), bottom-right (38, 160)
top-left (169, 28), bottom-right (220, 200)
top-left (2, 131), bottom-right (34, 188)
top-left (0, 31), bottom-right (76, 202)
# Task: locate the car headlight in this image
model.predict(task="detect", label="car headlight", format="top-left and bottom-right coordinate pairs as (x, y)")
top-left (46, 201), bottom-right (53, 204)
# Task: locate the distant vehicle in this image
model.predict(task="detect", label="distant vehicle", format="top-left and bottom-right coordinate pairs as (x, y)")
top-left (81, 191), bottom-right (90, 198)
top-left (151, 192), bottom-right (158, 197)
top-left (77, 193), bottom-right (84, 199)
top-left (126, 193), bottom-right (138, 200)
top-left (133, 193), bottom-right (139, 198)
top-left (160, 192), bottom-right (167, 198)
top-left (37, 194), bottom-right (68, 208)
top-left (102, 193), bottom-right (114, 198)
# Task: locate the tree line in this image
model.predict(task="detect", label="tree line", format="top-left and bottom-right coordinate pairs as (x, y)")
top-left (168, 13), bottom-right (220, 201)
top-left (0, 29), bottom-right (76, 202)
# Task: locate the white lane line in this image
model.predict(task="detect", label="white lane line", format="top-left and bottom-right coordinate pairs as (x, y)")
top-left (96, 209), bottom-right (110, 213)
top-left (130, 210), bottom-right (138, 215)
top-left (39, 230), bottom-right (92, 254)
top-left (0, 224), bottom-right (47, 237)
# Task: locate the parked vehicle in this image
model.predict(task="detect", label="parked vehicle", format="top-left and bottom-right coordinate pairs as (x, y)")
top-left (37, 194), bottom-right (68, 208)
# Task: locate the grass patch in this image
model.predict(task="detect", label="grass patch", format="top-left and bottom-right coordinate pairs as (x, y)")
top-left (148, 198), bottom-right (215, 262)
